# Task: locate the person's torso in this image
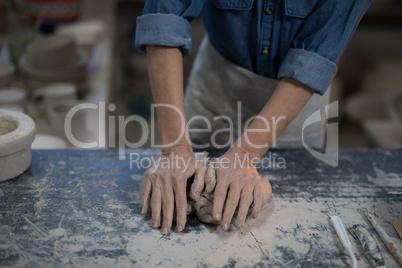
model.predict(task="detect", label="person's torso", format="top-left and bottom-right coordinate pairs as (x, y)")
top-left (203, 0), bottom-right (320, 79)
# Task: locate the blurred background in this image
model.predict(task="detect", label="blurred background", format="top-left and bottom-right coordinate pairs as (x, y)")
top-left (0, 0), bottom-right (401, 149)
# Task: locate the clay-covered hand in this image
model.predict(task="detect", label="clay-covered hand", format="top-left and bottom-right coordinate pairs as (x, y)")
top-left (205, 149), bottom-right (262, 231)
top-left (141, 149), bottom-right (206, 234)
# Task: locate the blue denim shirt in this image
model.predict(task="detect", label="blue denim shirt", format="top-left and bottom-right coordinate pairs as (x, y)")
top-left (135, 0), bottom-right (371, 95)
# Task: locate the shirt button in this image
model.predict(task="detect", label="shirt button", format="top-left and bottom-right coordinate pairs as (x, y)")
top-left (265, 7), bottom-right (272, 15)
top-left (262, 47), bottom-right (269, 54)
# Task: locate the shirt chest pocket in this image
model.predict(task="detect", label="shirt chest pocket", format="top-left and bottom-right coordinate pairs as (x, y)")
top-left (284, 0), bottom-right (319, 18)
top-left (210, 0), bottom-right (255, 10)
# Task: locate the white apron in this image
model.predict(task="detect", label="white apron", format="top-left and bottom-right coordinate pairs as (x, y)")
top-left (185, 36), bottom-right (330, 150)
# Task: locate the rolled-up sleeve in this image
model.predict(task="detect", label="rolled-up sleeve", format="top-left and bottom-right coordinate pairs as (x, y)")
top-left (135, 1), bottom-right (204, 57)
top-left (278, 0), bottom-right (372, 95)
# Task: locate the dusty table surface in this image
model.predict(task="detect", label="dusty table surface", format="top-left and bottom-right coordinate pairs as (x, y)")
top-left (0, 149), bottom-right (401, 267)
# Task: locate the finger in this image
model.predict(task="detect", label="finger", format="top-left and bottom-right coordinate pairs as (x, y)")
top-left (252, 183), bottom-right (263, 218)
top-left (221, 185), bottom-right (240, 231)
top-left (205, 160), bottom-right (217, 193)
top-left (161, 183), bottom-right (174, 234)
top-left (141, 177), bottom-right (152, 214)
top-left (174, 180), bottom-right (188, 232)
top-left (236, 187), bottom-right (253, 228)
top-left (212, 175), bottom-right (228, 222)
top-left (190, 162), bottom-right (207, 200)
top-left (151, 183), bottom-right (162, 228)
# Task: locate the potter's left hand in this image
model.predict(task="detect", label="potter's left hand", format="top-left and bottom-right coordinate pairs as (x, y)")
top-left (205, 149), bottom-right (262, 230)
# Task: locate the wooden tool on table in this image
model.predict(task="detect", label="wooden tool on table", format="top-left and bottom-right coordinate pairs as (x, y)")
top-left (360, 208), bottom-right (402, 266)
top-left (331, 216), bottom-right (357, 268)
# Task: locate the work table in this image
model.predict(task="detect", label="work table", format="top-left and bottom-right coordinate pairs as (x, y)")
top-left (0, 149), bottom-right (401, 267)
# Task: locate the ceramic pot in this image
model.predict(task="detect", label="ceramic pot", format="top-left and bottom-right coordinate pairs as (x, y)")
top-left (0, 109), bottom-right (36, 182)
top-left (26, 0), bottom-right (81, 23)
top-left (27, 35), bottom-right (78, 68)
top-left (33, 83), bottom-right (77, 112)
top-left (0, 88), bottom-right (27, 112)
top-left (0, 62), bottom-right (15, 89)
top-left (47, 100), bottom-right (87, 146)
top-left (32, 134), bottom-right (67, 149)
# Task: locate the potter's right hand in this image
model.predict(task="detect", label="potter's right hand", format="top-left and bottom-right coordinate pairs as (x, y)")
top-left (141, 148), bottom-right (206, 234)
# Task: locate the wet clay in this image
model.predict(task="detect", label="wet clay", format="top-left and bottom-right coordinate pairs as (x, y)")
top-left (140, 170), bottom-right (272, 225)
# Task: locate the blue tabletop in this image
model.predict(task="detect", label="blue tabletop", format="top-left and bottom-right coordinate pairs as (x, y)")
top-left (0, 149), bottom-right (401, 267)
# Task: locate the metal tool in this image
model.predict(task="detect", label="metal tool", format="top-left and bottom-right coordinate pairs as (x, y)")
top-left (331, 216), bottom-right (357, 268)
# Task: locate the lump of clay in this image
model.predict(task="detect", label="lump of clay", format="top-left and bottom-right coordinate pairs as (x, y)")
top-left (192, 175), bottom-right (272, 224)
top-left (139, 170), bottom-right (272, 225)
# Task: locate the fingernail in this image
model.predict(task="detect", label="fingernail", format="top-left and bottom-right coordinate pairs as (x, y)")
top-left (222, 222), bottom-right (229, 231)
top-left (152, 220), bottom-right (159, 228)
top-left (194, 191), bottom-right (200, 198)
top-left (161, 227), bottom-right (169, 234)
top-left (206, 184), bottom-right (211, 192)
top-left (177, 223), bottom-right (183, 232)
top-left (214, 213), bottom-right (221, 221)
top-left (209, 182), bottom-right (215, 191)
top-left (237, 219), bottom-right (244, 228)
top-left (252, 211), bottom-right (259, 218)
